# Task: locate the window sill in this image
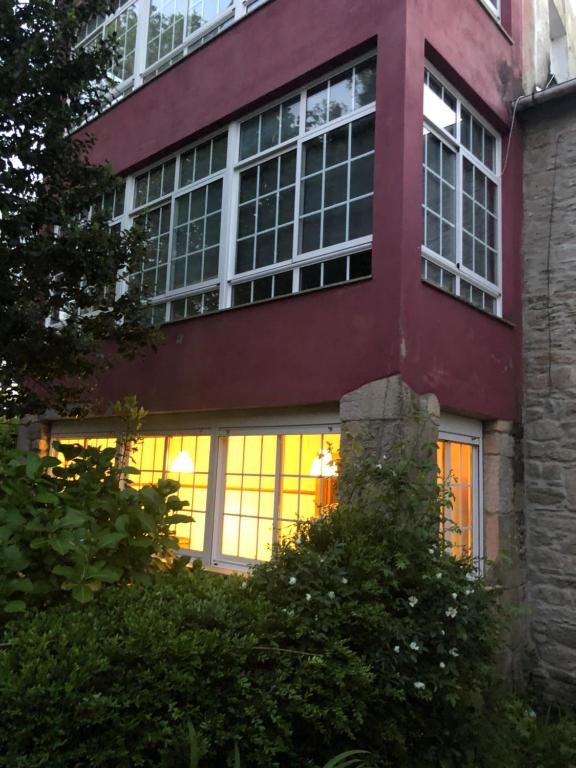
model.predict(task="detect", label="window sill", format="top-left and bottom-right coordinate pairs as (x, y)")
top-left (157, 273), bottom-right (373, 328)
top-left (421, 277), bottom-right (515, 328)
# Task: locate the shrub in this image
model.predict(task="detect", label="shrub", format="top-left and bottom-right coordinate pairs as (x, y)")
top-left (0, 571), bottom-right (372, 768)
top-left (0, 447), bottom-right (504, 767)
top-left (0, 443), bottom-right (190, 617)
top-left (250, 448), bottom-right (501, 767)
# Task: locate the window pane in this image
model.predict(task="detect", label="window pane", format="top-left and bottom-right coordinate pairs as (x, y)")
top-left (329, 71), bottom-right (353, 121)
top-left (354, 57), bottom-right (376, 107)
top-left (236, 151), bottom-right (296, 278)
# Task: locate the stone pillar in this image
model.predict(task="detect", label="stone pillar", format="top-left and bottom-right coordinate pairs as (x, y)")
top-left (339, 374), bottom-right (439, 461)
top-left (16, 417), bottom-right (51, 456)
top-left (483, 419), bottom-right (527, 688)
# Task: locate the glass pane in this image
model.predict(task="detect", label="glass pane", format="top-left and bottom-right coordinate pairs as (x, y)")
top-left (325, 164), bottom-right (348, 207)
top-left (350, 155), bottom-right (373, 198)
top-left (349, 196), bottom-right (372, 239)
top-left (260, 106), bottom-right (280, 151)
top-left (354, 57), bottom-right (376, 107)
top-left (323, 204), bottom-right (347, 247)
top-left (351, 115), bottom-right (375, 157)
top-left (306, 83), bottom-right (328, 129)
top-left (281, 97), bottom-right (300, 141)
top-left (240, 116), bottom-right (259, 160)
top-left (329, 71), bottom-right (353, 120)
top-left (326, 124), bottom-right (349, 167)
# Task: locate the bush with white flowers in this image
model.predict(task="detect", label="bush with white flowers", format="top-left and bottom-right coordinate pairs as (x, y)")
top-left (250, 445), bottom-right (500, 767)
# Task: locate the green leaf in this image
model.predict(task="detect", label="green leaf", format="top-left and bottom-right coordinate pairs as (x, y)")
top-left (323, 751), bottom-right (373, 768)
top-left (50, 538), bottom-right (73, 556)
top-left (4, 600), bottom-right (26, 613)
top-left (25, 453), bottom-right (42, 479)
top-left (94, 531), bottom-right (127, 548)
top-left (71, 584), bottom-right (94, 603)
top-left (9, 577), bottom-right (34, 593)
top-left (55, 510), bottom-right (87, 529)
top-left (52, 564), bottom-right (76, 579)
top-left (4, 544), bottom-right (30, 571)
top-left (86, 564), bottom-right (122, 583)
top-left (188, 722), bottom-right (200, 768)
top-left (34, 491), bottom-right (60, 505)
top-left (114, 514), bottom-right (130, 532)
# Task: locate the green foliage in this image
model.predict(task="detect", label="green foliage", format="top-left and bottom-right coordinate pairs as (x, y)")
top-left (0, 443), bottom-right (190, 617)
top-left (249, 447), bottom-right (501, 766)
top-left (1, 446), bottom-right (575, 766)
top-left (0, 571), bottom-right (372, 768)
top-left (0, 0), bottom-right (152, 417)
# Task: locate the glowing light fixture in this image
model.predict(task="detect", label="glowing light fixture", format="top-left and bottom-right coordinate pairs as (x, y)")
top-left (310, 449), bottom-right (337, 478)
top-left (170, 450), bottom-right (194, 473)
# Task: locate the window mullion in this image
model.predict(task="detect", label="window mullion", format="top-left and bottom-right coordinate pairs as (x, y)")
top-left (292, 91), bottom-right (306, 260)
top-left (272, 436), bottom-right (282, 552)
top-left (223, 123), bottom-right (241, 309)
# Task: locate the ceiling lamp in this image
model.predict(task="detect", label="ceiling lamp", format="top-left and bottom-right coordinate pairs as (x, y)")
top-left (170, 450), bottom-right (194, 473)
top-left (310, 449), bottom-right (337, 478)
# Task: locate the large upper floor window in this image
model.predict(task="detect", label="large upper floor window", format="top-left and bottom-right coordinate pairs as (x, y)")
top-left (107, 54), bottom-right (376, 323)
top-left (78, 0), bottom-right (273, 102)
top-left (421, 67), bottom-right (501, 316)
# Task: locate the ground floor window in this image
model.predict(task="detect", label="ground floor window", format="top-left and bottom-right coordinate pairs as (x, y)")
top-left (52, 427), bottom-right (339, 570)
top-left (437, 416), bottom-right (482, 560)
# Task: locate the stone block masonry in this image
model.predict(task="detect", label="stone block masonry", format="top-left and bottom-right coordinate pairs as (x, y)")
top-left (523, 97), bottom-right (576, 702)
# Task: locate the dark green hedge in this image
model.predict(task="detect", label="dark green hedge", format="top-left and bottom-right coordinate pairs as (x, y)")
top-left (0, 451), bottom-right (502, 768)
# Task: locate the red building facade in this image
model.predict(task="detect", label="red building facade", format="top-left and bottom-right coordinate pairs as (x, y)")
top-left (51, 0), bottom-right (524, 574)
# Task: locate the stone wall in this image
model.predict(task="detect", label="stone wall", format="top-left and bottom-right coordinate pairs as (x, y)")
top-left (523, 98), bottom-right (576, 701)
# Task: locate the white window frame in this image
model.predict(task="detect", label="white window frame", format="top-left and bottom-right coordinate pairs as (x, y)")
top-left (51, 419), bottom-right (340, 572)
top-left (422, 63), bottom-right (502, 316)
top-left (77, 0), bottom-right (274, 103)
top-left (227, 56), bottom-right (375, 302)
top-left (479, 0), bottom-right (500, 21)
top-left (438, 414), bottom-right (483, 564)
top-left (110, 51), bottom-right (376, 321)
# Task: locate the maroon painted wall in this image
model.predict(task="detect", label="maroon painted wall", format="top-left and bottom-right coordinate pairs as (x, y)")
top-left (86, 0), bottom-right (523, 421)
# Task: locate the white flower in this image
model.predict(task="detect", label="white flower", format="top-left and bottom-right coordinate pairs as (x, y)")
top-left (305, 593), bottom-right (312, 601)
top-left (436, 572), bottom-right (443, 579)
top-left (295, 537), bottom-right (302, 546)
top-left (328, 591), bottom-right (335, 600)
top-left (428, 547), bottom-right (435, 554)
top-left (409, 641), bottom-right (420, 652)
top-left (465, 588), bottom-right (473, 596)
top-left (440, 629), bottom-right (445, 636)
top-left (451, 592), bottom-right (458, 600)
top-left (445, 607), bottom-right (458, 619)
top-left (449, 648), bottom-right (459, 657)
top-left (240, 580), bottom-right (247, 589)
top-left (408, 595), bottom-right (418, 608)
top-left (288, 576), bottom-right (297, 585)
top-left (341, 577), bottom-right (348, 585)
top-left (375, 463), bottom-right (383, 470)
top-left (466, 572), bottom-right (475, 582)
top-left (439, 662), bottom-right (446, 669)
top-left (393, 645), bottom-right (400, 653)
top-left (414, 681), bottom-right (426, 690)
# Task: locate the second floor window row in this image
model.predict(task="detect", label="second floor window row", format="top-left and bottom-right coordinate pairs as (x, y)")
top-left (79, 0), bottom-right (273, 101)
top-left (109, 55), bottom-right (376, 324)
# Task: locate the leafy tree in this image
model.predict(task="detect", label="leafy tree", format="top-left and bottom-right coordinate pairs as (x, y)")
top-left (0, 0), bottom-right (152, 418)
